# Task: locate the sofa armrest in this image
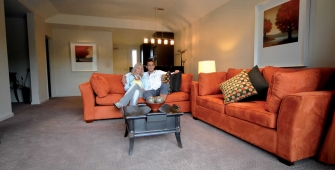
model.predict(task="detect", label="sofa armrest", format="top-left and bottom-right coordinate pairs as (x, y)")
top-left (276, 91), bottom-right (333, 162)
top-left (191, 81), bottom-right (199, 115)
top-left (79, 82), bottom-right (96, 123)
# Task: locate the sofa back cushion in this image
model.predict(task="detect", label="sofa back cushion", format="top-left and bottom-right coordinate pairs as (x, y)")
top-left (199, 72), bottom-right (226, 96)
top-left (262, 66), bottom-right (301, 84)
top-left (92, 73), bottom-right (124, 94)
top-left (180, 74), bottom-right (193, 93)
top-left (90, 73), bottom-right (110, 97)
top-left (265, 69), bottom-right (321, 113)
top-left (102, 74), bottom-right (125, 94)
top-left (226, 67), bottom-right (264, 80)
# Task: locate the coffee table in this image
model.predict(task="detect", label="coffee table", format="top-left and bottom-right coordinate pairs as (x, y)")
top-left (123, 104), bottom-right (183, 155)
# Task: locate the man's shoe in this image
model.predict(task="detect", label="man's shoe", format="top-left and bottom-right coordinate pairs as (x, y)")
top-left (113, 102), bottom-right (122, 109)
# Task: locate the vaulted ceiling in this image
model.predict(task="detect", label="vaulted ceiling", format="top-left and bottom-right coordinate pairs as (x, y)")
top-left (4, 0), bottom-right (231, 45)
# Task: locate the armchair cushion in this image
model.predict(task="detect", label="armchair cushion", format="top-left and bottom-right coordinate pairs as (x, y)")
top-left (180, 74), bottom-right (193, 93)
top-left (199, 72), bottom-right (226, 96)
top-left (265, 69), bottom-right (321, 113)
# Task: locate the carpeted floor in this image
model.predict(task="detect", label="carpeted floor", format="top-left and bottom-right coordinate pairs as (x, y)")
top-left (0, 97), bottom-right (334, 170)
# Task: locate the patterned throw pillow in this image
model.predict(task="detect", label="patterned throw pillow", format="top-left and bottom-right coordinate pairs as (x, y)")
top-left (219, 69), bottom-right (258, 104)
top-left (161, 71), bottom-right (172, 94)
top-left (161, 71), bottom-right (171, 83)
top-left (161, 71), bottom-right (182, 94)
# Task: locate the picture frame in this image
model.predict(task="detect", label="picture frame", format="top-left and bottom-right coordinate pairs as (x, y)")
top-left (70, 42), bottom-right (97, 71)
top-left (254, 0), bottom-right (311, 67)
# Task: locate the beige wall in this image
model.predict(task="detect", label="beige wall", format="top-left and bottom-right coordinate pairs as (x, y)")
top-left (175, 0), bottom-right (264, 80)
top-left (175, 0), bottom-right (335, 80)
top-left (113, 44), bottom-right (141, 74)
top-left (0, 0), bottom-right (14, 121)
top-left (51, 28), bottom-right (113, 97)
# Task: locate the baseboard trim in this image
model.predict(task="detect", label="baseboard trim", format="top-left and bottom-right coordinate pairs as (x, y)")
top-left (31, 97), bottom-right (49, 105)
top-left (0, 112), bottom-right (14, 122)
top-left (40, 98), bottom-right (49, 104)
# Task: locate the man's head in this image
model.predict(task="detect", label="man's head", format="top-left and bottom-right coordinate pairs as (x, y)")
top-left (146, 58), bottom-right (155, 73)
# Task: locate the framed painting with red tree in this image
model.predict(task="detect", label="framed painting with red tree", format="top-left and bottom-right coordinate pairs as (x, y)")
top-left (70, 42), bottom-right (97, 71)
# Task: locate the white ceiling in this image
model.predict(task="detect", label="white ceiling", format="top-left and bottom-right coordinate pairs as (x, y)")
top-left (5, 0), bottom-right (231, 45)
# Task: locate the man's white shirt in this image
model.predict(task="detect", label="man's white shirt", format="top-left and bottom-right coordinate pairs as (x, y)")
top-left (125, 70), bottom-right (167, 91)
top-left (143, 70), bottom-right (166, 90)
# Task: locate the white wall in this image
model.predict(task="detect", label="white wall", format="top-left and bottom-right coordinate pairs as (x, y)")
top-left (175, 0), bottom-right (335, 80)
top-left (51, 28), bottom-right (113, 97)
top-left (27, 13), bottom-right (51, 104)
top-left (307, 0), bottom-right (335, 67)
top-left (0, 0), bottom-right (14, 121)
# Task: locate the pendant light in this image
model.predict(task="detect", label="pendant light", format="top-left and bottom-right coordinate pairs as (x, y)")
top-left (143, 7), bottom-right (174, 45)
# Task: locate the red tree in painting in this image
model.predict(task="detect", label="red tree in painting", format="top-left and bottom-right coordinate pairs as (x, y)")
top-left (275, 0), bottom-right (299, 40)
top-left (75, 46), bottom-right (90, 61)
top-left (264, 18), bottom-right (272, 38)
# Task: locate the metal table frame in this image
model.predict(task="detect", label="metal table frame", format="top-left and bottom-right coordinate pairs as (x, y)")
top-left (123, 104), bottom-right (183, 155)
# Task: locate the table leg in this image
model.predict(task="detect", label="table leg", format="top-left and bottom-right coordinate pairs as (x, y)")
top-left (128, 119), bottom-right (135, 156)
top-left (175, 132), bottom-right (182, 148)
top-left (129, 136), bottom-right (134, 156)
top-left (124, 126), bottom-right (128, 137)
top-left (175, 116), bottom-right (182, 148)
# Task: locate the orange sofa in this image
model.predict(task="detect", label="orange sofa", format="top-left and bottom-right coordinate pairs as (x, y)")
top-left (318, 98), bottom-right (335, 164)
top-left (191, 66), bottom-right (335, 165)
top-left (79, 72), bottom-right (193, 123)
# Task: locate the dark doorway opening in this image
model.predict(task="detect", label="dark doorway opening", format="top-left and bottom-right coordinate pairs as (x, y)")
top-left (45, 36), bottom-right (51, 97)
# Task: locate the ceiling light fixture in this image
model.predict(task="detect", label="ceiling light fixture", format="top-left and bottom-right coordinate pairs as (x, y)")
top-left (144, 7), bottom-right (174, 46)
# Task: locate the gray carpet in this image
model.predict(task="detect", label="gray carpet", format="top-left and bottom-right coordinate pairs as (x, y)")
top-left (0, 97), bottom-right (334, 170)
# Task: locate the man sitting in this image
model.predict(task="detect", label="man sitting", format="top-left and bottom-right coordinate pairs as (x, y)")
top-left (122, 58), bottom-right (178, 102)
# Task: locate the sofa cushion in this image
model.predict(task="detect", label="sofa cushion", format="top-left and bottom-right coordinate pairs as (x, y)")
top-left (180, 74), bottom-right (193, 93)
top-left (90, 74), bottom-right (110, 98)
top-left (265, 69), bottom-right (321, 113)
top-left (196, 94), bottom-right (225, 113)
top-left (162, 72), bottom-right (182, 94)
top-left (96, 93), bottom-right (124, 105)
top-left (219, 70), bottom-right (258, 104)
top-left (262, 66), bottom-right (299, 84)
top-left (225, 101), bottom-right (277, 129)
top-left (100, 74), bottom-right (125, 94)
top-left (248, 65), bottom-right (269, 100)
top-left (170, 72), bottom-right (182, 92)
top-left (162, 72), bottom-right (172, 94)
top-left (199, 72), bottom-right (226, 96)
top-left (227, 68), bottom-right (250, 80)
top-left (165, 92), bottom-right (189, 103)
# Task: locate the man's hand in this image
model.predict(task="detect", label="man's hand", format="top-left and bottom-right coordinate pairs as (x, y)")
top-left (121, 76), bottom-right (127, 85)
top-left (173, 70), bottom-right (180, 74)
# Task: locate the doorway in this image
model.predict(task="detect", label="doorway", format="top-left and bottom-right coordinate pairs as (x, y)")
top-left (113, 47), bottom-right (129, 74)
top-left (45, 36), bottom-right (52, 97)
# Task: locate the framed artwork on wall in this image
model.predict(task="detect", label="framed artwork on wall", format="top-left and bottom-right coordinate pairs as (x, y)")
top-left (70, 42), bottom-right (97, 71)
top-left (254, 0), bottom-right (310, 67)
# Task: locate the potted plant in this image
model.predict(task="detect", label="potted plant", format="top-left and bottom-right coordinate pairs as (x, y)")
top-left (16, 68), bottom-right (30, 103)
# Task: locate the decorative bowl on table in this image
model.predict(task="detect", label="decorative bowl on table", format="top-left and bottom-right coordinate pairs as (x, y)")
top-left (145, 96), bottom-right (164, 112)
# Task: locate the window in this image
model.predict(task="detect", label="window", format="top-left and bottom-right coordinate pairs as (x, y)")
top-left (132, 49), bottom-right (137, 66)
